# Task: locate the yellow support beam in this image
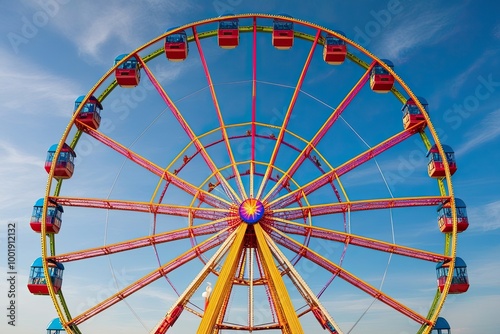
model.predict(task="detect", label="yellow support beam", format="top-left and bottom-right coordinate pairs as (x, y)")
top-left (150, 229), bottom-right (237, 333)
top-left (263, 232), bottom-right (342, 334)
top-left (197, 224), bottom-right (247, 334)
top-left (254, 224), bottom-right (304, 334)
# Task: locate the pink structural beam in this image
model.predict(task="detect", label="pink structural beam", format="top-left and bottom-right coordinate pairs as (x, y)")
top-left (136, 58), bottom-right (240, 203)
top-left (263, 220), bottom-right (449, 263)
top-left (250, 17), bottom-right (258, 198)
top-left (256, 29), bottom-right (322, 199)
top-left (263, 62), bottom-right (376, 203)
top-left (78, 123), bottom-right (230, 209)
top-left (192, 25), bottom-right (246, 200)
top-left (267, 230), bottom-right (432, 326)
top-left (50, 220), bottom-right (231, 263)
top-left (269, 123), bottom-right (425, 210)
top-left (273, 196), bottom-right (447, 221)
top-left (50, 196), bottom-right (228, 220)
top-left (67, 229), bottom-right (231, 326)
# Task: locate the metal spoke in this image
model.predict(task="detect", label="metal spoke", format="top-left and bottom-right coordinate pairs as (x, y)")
top-left (137, 58), bottom-right (241, 203)
top-left (192, 26), bottom-right (247, 200)
top-left (267, 227), bottom-right (432, 326)
top-left (255, 29), bottom-right (322, 199)
top-left (67, 228), bottom-right (232, 326)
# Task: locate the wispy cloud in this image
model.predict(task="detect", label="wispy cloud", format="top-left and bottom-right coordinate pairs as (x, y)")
top-left (50, 3), bottom-right (143, 61)
top-left (447, 50), bottom-right (493, 98)
top-left (0, 140), bottom-right (47, 211)
top-left (468, 199), bottom-right (500, 232)
top-left (493, 23), bottom-right (500, 40)
top-left (442, 294), bottom-right (500, 333)
top-left (449, 55), bottom-right (486, 97)
top-left (468, 255), bottom-right (500, 288)
top-left (0, 49), bottom-right (80, 116)
top-left (46, 0), bottom-right (197, 63)
top-left (456, 109), bottom-right (500, 156)
top-left (374, 4), bottom-right (462, 63)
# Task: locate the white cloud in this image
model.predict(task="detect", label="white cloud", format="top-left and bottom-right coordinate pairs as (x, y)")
top-left (50, 2), bottom-right (141, 61)
top-left (448, 57), bottom-right (487, 98)
top-left (0, 49), bottom-right (80, 117)
top-left (0, 49), bottom-right (78, 224)
top-left (455, 109), bottom-right (500, 156)
top-left (467, 199), bottom-right (500, 232)
top-left (0, 140), bottom-right (44, 167)
top-left (493, 23), bottom-right (500, 40)
top-left (440, 294), bottom-right (500, 333)
top-left (0, 140), bottom-right (48, 212)
top-left (468, 257), bottom-right (500, 288)
top-left (46, 0), bottom-right (197, 63)
top-left (374, 4), bottom-right (462, 63)
top-left (447, 49), bottom-right (499, 97)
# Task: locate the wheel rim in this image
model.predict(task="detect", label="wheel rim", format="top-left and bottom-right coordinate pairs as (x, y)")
top-left (39, 14), bottom-right (461, 334)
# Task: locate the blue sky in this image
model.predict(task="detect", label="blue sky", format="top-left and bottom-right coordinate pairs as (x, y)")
top-left (0, 0), bottom-right (499, 333)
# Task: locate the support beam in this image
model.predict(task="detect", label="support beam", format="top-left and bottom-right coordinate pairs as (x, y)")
top-left (254, 224), bottom-right (304, 334)
top-left (151, 229), bottom-right (238, 333)
top-left (263, 231), bottom-right (341, 334)
top-left (197, 224), bottom-right (248, 333)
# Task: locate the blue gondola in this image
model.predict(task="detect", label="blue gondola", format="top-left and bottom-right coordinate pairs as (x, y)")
top-left (437, 198), bottom-right (469, 233)
top-left (44, 143), bottom-right (76, 179)
top-left (323, 31), bottom-right (347, 65)
top-left (47, 318), bottom-right (65, 333)
top-left (272, 15), bottom-right (294, 49)
top-left (402, 96), bottom-right (428, 131)
top-left (427, 144), bottom-right (457, 178)
top-left (370, 59), bottom-right (394, 93)
top-left (27, 257), bottom-right (64, 295)
top-left (114, 54), bottom-right (141, 88)
top-left (436, 257), bottom-right (469, 294)
top-left (165, 27), bottom-right (188, 61)
top-left (30, 198), bottom-right (63, 234)
top-left (431, 317), bottom-right (451, 333)
top-left (74, 95), bottom-right (102, 130)
top-left (218, 15), bottom-right (239, 48)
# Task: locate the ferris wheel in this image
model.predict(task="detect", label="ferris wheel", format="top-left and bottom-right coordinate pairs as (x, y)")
top-left (28, 14), bottom-right (470, 334)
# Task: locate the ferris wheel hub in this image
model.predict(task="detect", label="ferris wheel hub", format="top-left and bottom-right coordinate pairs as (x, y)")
top-left (238, 198), bottom-right (265, 224)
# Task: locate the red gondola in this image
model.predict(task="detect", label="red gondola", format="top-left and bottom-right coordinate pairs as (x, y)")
top-left (46, 318), bottom-right (65, 334)
top-left (165, 28), bottom-right (188, 61)
top-left (437, 198), bottom-right (469, 233)
top-left (402, 96), bottom-right (427, 131)
top-left (426, 144), bottom-right (457, 178)
top-left (44, 143), bottom-right (76, 179)
top-left (74, 95), bottom-right (102, 130)
top-left (436, 257), bottom-right (469, 294)
top-left (323, 31), bottom-right (347, 65)
top-left (272, 15), bottom-right (294, 50)
top-left (27, 257), bottom-right (64, 295)
top-left (30, 198), bottom-right (63, 234)
top-left (370, 59), bottom-right (394, 93)
top-left (218, 15), bottom-right (239, 49)
top-left (114, 54), bottom-right (141, 88)
top-left (431, 317), bottom-right (451, 334)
